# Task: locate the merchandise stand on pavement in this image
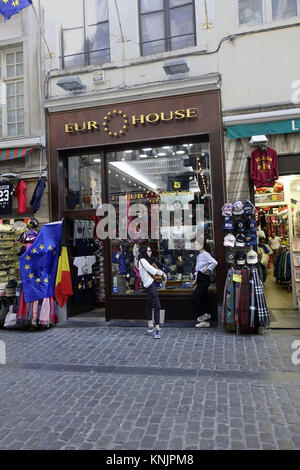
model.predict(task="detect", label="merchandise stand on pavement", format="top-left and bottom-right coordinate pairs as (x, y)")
top-left (221, 200), bottom-right (270, 335)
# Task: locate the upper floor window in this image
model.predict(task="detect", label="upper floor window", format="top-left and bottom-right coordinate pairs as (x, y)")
top-left (139, 0), bottom-right (196, 56)
top-left (272, 0), bottom-right (298, 20)
top-left (0, 48), bottom-right (24, 139)
top-left (238, 0), bottom-right (299, 26)
top-left (61, 0), bottom-right (110, 69)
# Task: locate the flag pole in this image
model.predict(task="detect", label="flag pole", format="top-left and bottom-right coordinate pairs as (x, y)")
top-left (31, 1), bottom-right (54, 59)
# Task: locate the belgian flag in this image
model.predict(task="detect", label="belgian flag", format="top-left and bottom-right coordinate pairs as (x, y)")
top-left (55, 220), bottom-right (73, 307)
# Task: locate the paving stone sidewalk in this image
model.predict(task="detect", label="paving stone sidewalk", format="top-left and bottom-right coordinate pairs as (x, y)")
top-left (0, 325), bottom-right (299, 450)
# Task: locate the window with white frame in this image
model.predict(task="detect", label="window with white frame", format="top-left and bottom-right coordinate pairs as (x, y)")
top-left (139, 0), bottom-right (196, 56)
top-left (0, 48), bottom-right (24, 139)
top-left (238, 0), bottom-right (299, 26)
top-left (61, 0), bottom-right (110, 69)
top-left (272, 0), bottom-right (298, 20)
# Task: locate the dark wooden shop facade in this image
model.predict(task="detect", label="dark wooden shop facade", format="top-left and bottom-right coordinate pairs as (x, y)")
top-left (47, 90), bottom-right (226, 321)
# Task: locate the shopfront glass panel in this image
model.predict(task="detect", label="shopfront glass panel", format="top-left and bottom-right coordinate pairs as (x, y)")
top-left (65, 154), bottom-right (102, 210)
top-left (107, 142), bottom-right (215, 295)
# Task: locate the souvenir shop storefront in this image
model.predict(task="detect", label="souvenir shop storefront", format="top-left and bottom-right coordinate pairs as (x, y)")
top-left (226, 118), bottom-right (300, 328)
top-left (0, 141), bottom-right (50, 330)
top-left (47, 90), bottom-right (226, 322)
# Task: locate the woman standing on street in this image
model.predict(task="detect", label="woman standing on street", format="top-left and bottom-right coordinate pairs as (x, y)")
top-left (138, 245), bottom-right (167, 339)
top-left (191, 241), bottom-right (218, 328)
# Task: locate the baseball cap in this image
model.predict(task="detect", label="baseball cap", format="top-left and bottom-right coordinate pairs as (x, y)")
top-left (222, 202), bottom-right (233, 217)
top-left (245, 232), bottom-right (257, 246)
top-left (225, 252), bottom-right (235, 264)
top-left (243, 200), bottom-right (255, 215)
top-left (233, 201), bottom-right (244, 215)
top-left (246, 218), bottom-right (257, 233)
top-left (222, 218), bottom-right (235, 231)
top-left (235, 233), bottom-right (246, 247)
top-left (235, 219), bottom-right (246, 232)
top-left (224, 233), bottom-right (236, 247)
top-left (247, 249), bottom-right (258, 264)
top-left (236, 252), bottom-right (246, 265)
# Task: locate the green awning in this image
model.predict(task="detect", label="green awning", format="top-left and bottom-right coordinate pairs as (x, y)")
top-left (0, 146), bottom-right (37, 161)
top-left (227, 118), bottom-right (300, 139)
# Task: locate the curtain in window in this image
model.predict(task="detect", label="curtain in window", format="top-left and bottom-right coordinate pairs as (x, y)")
top-left (88, 23), bottom-right (110, 64)
top-left (63, 29), bottom-right (85, 68)
top-left (86, 0), bottom-right (109, 24)
top-left (169, 0), bottom-right (190, 6)
top-left (140, 0), bottom-right (163, 13)
top-left (62, 0), bottom-right (110, 68)
top-left (61, 0), bottom-right (83, 28)
top-left (272, 0), bottom-right (297, 20)
top-left (238, 0), bottom-right (263, 25)
top-left (141, 12), bottom-right (165, 55)
top-left (170, 4), bottom-right (195, 50)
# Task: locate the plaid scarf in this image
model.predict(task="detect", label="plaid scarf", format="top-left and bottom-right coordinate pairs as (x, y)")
top-left (222, 268), bottom-right (235, 325)
top-left (222, 269), bottom-right (230, 323)
top-left (234, 276), bottom-right (241, 327)
top-left (239, 267), bottom-right (250, 329)
top-left (249, 277), bottom-right (256, 328)
top-left (251, 267), bottom-right (270, 327)
top-left (16, 291), bottom-right (28, 326)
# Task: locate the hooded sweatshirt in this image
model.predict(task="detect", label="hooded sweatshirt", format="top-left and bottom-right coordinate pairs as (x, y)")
top-left (250, 147), bottom-right (278, 188)
top-left (14, 179), bottom-right (27, 214)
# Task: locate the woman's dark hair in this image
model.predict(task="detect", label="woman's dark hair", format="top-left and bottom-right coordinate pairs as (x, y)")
top-left (138, 245), bottom-right (151, 261)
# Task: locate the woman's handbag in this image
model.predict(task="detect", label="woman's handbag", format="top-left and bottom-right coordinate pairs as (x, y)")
top-left (152, 263), bottom-right (163, 282)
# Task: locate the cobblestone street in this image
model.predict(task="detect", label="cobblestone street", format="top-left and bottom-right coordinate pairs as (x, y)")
top-left (0, 324), bottom-right (300, 450)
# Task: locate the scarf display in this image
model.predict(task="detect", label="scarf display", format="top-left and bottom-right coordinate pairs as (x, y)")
top-left (222, 266), bottom-right (270, 332)
top-left (274, 247), bottom-right (291, 282)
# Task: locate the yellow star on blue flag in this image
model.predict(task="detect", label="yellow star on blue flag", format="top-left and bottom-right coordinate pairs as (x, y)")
top-left (0, 0), bottom-right (32, 21)
top-left (19, 221), bottom-right (62, 302)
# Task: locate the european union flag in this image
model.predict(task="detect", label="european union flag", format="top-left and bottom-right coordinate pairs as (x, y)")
top-left (0, 0), bottom-right (32, 21)
top-left (20, 221), bottom-right (62, 303)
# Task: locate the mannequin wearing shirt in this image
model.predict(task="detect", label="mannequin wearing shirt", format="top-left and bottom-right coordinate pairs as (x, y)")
top-left (138, 245), bottom-right (167, 339)
top-left (191, 241), bottom-right (218, 328)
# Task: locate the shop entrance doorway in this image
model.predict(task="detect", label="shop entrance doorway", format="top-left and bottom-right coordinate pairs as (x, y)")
top-left (64, 153), bottom-right (106, 319)
top-left (255, 175), bottom-right (300, 328)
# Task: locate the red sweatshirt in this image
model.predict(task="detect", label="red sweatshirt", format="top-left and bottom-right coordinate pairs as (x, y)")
top-left (250, 147), bottom-right (278, 188)
top-left (14, 179), bottom-right (27, 214)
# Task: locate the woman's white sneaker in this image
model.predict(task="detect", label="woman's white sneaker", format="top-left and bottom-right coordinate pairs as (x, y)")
top-left (195, 321), bottom-right (210, 328)
top-left (196, 313), bottom-right (211, 322)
